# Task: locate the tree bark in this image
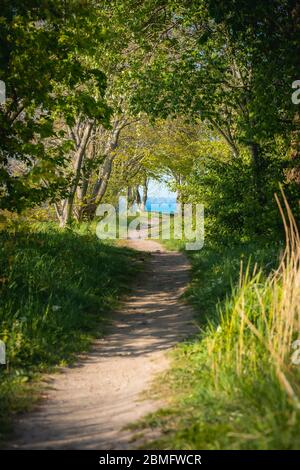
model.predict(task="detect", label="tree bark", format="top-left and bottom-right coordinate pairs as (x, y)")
top-left (141, 177), bottom-right (148, 211)
top-left (83, 117), bottom-right (128, 219)
top-left (209, 118), bottom-right (240, 158)
top-left (58, 120), bottom-right (94, 227)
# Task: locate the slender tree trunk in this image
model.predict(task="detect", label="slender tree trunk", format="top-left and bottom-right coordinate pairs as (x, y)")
top-left (94, 154), bottom-right (114, 203)
top-left (83, 118), bottom-right (125, 219)
top-left (127, 186), bottom-right (132, 204)
top-left (136, 186), bottom-right (141, 209)
top-left (75, 128), bottom-right (97, 222)
top-left (141, 178), bottom-right (148, 211)
top-left (58, 120), bottom-right (94, 227)
top-left (209, 118), bottom-right (240, 158)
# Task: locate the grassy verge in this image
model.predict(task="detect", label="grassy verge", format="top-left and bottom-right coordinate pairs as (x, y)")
top-left (0, 221), bottom-right (140, 442)
top-left (137, 214), bottom-right (300, 449)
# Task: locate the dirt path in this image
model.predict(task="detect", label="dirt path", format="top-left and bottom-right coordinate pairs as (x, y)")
top-left (9, 238), bottom-right (195, 450)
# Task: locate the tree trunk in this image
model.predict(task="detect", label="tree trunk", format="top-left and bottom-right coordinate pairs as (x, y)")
top-left (209, 118), bottom-right (240, 158)
top-left (75, 127), bottom-right (97, 222)
top-left (58, 120), bottom-right (94, 227)
top-left (83, 118), bottom-right (125, 220)
top-left (136, 186), bottom-right (141, 208)
top-left (140, 178), bottom-right (148, 211)
top-left (94, 154), bottom-right (114, 203)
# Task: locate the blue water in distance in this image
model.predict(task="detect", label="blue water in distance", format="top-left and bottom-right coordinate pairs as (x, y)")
top-left (145, 197), bottom-right (177, 214)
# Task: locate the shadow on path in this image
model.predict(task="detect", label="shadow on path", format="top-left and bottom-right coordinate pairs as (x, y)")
top-left (9, 239), bottom-right (196, 450)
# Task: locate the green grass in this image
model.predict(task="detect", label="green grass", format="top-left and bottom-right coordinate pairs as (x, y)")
top-left (0, 221), bottom-right (141, 442)
top-left (185, 239), bottom-right (279, 321)
top-left (136, 237), bottom-right (300, 450)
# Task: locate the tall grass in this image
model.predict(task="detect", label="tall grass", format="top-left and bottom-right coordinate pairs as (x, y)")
top-left (0, 221), bottom-right (139, 440)
top-left (212, 193), bottom-right (300, 408)
top-left (142, 195), bottom-right (300, 449)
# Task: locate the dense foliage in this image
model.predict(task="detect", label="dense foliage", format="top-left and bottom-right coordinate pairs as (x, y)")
top-left (1, 0), bottom-right (300, 450)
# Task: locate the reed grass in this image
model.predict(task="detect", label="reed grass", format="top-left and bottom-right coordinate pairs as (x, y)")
top-left (142, 193), bottom-right (300, 449)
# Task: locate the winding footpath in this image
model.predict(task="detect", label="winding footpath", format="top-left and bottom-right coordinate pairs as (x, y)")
top-left (9, 238), bottom-right (195, 449)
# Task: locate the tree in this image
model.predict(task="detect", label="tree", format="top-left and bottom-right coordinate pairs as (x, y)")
top-left (0, 1), bottom-right (112, 214)
top-left (52, 0), bottom-right (173, 224)
top-left (206, 0), bottom-right (300, 185)
top-left (131, 0), bottom-right (299, 209)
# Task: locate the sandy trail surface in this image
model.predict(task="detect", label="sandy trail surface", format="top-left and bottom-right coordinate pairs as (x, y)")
top-left (9, 232), bottom-right (195, 449)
